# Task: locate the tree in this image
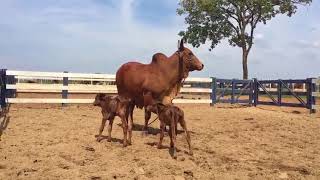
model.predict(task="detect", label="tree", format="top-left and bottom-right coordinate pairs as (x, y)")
top-left (178, 0), bottom-right (312, 79)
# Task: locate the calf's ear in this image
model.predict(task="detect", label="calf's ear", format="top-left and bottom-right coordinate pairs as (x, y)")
top-left (98, 93), bottom-right (107, 100)
top-left (156, 103), bottom-right (166, 110)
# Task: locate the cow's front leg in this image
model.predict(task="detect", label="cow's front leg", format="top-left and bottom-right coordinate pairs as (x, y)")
top-left (127, 104), bottom-right (134, 145)
top-left (142, 108), bottom-right (151, 136)
top-left (96, 117), bottom-right (107, 142)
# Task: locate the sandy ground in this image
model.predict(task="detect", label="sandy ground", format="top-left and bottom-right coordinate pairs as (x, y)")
top-left (0, 104), bottom-right (319, 180)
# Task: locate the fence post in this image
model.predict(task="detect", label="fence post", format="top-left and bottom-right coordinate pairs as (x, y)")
top-left (253, 78), bottom-right (258, 107)
top-left (0, 69), bottom-right (7, 108)
top-left (62, 71), bottom-right (68, 106)
top-left (231, 79), bottom-right (235, 104)
top-left (306, 78), bottom-right (310, 109)
top-left (210, 77), bottom-right (216, 106)
top-left (249, 79), bottom-right (254, 106)
top-left (309, 78), bottom-right (316, 113)
top-left (277, 79), bottom-right (282, 106)
top-left (6, 73), bottom-right (16, 99)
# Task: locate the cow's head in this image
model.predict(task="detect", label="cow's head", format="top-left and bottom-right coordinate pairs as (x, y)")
top-left (177, 39), bottom-right (204, 78)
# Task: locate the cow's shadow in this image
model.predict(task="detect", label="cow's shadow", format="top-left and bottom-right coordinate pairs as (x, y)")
top-left (132, 123), bottom-right (161, 135)
top-left (116, 123), bottom-right (186, 135)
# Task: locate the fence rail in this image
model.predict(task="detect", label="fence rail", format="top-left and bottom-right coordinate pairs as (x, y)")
top-left (7, 84), bottom-right (211, 94)
top-left (1, 70), bottom-right (213, 105)
top-left (0, 69), bottom-right (318, 113)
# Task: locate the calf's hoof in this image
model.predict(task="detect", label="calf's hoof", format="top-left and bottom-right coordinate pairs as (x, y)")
top-left (173, 154), bottom-right (177, 159)
top-left (96, 137), bottom-right (103, 142)
top-left (157, 144), bottom-right (162, 149)
top-left (189, 150), bottom-right (193, 156)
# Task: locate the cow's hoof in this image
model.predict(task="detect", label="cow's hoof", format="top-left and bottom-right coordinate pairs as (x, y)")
top-left (157, 144), bottom-right (162, 149)
top-left (107, 138), bottom-right (112, 142)
top-left (123, 143), bottom-right (128, 147)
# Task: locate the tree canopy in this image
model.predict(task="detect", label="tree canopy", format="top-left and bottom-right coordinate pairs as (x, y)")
top-left (178, 0), bottom-right (312, 79)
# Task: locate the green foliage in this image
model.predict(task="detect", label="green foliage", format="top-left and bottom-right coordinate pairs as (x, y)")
top-left (178, 0), bottom-right (312, 50)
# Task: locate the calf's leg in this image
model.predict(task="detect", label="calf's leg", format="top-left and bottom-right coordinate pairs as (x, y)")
top-left (107, 118), bottom-right (114, 142)
top-left (169, 122), bottom-right (177, 159)
top-left (96, 117), bottom-right (107, 142)
top-left (157, 120), bottom-right (165, 149)
top-left (179, 117), bottom-right (193, 155)
top-left (120, 115), bottom-right (128, 147)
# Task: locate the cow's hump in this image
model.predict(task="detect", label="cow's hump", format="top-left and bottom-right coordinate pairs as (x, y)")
top-left (151, 53), bottom-right (168, 64)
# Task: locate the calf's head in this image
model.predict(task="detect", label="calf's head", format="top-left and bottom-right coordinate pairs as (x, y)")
top-left (93, 94), bottom-right (119, 115)
top-left (146, 102), bottom-right (166, 115)
top-left (93, 93), bottom-right (107, 106)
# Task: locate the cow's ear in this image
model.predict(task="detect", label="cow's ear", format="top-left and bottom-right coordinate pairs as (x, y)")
top-left (179, 38), bottom-right (184, 51)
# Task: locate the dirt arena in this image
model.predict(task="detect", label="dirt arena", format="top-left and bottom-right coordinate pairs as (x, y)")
top-left (0, 104), bottom-right (319, 180)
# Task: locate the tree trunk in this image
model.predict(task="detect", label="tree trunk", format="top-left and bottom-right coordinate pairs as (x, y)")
top-left (242, 48), bottom-right (249, 79)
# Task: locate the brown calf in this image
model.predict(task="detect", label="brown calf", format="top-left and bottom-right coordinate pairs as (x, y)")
top-left (146, 103), bottom-right (192, 159)
top-left (93, 93), bottom-right (133, 147)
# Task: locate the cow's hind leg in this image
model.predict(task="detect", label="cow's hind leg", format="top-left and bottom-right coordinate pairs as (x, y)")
top-left (96, 118), bottom-right (107, 142)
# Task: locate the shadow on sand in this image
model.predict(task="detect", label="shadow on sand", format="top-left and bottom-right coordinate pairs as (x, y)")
top-left (94, 135), bottom-right (124, 144)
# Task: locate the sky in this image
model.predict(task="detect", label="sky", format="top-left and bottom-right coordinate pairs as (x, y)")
top-left (0, 0), bottom-right (319, 79)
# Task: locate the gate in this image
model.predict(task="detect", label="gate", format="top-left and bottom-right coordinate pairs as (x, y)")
top-left (212, 79), bottom-right (253, 105)
top-left (253, 79), bottom-right (309, 108)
